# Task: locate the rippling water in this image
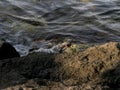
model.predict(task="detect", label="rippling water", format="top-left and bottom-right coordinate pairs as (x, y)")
top-left (0, 0), bottom-right (120, 56)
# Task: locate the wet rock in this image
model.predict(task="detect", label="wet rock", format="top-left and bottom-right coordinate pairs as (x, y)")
top-left (0, 42), bottom-right (20, 60)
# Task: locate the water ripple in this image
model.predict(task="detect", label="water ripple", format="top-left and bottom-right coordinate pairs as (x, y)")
top-left (0, 0), bottom-right (120, 55)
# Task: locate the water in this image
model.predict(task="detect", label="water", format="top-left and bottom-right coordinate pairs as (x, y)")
top-left (0, 0), bottom-right (120, 56)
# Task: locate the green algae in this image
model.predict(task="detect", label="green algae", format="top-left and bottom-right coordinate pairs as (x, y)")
top-left (64, 43), bottom-right (96, 54)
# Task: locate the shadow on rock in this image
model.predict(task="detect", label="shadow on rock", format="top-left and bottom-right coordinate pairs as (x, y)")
top-left (102, 62), bottom-right (120, 89)
top-left (0, 53), bottom-right (57, 89)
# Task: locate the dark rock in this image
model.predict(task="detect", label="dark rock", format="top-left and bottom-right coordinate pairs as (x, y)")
top-left (0, 42), bottom-right (20, 60)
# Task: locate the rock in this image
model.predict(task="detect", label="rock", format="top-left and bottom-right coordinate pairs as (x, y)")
top-left (0, 42), bottom-right (20, 60)
top-left (54, 42), bottom-right (120, 89)
top-left (0, 42), bottom-right (120, 89)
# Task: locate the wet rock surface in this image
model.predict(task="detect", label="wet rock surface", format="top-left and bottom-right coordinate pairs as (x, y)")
top-left (0, 42), bottom-right (120, 90)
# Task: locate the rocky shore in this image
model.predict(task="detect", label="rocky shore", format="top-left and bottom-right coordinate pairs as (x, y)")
top-left (0, 42), bottom-right (120, 90)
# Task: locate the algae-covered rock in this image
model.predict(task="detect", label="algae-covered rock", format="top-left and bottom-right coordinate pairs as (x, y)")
top-left (64, 43), bottom-right (95, 53)
top-left (1, 42), bottom-right (120, 90)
